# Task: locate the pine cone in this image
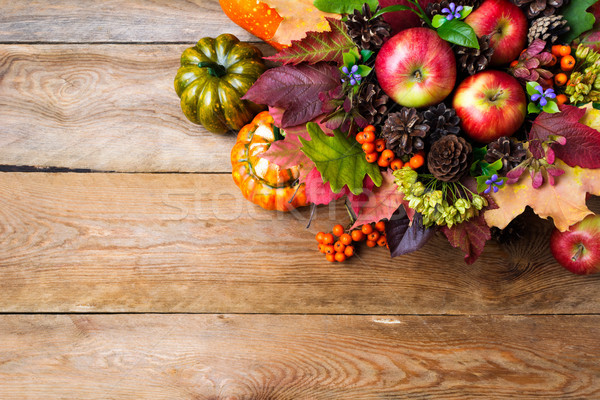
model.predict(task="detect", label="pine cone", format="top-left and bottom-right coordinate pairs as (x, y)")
top-left (456, 34), bottom-right (495, 76)
top-left (426, 0), bottom-right (483, 19)
top-left (357, 82), bottom-right (390, 126)
top-left (527, 15), bottom-right (570, 45)
top-left (381, 108), bottom-right (430, 157)
top-left (422, 103), bottom-right (461, 144)
top-left (485, 136), bottom-right (527, 173)
top-left (513, 0), bottom-right (569, 19)
top-left (428, 135), bottom-right (472, 182)
top-left (345, 4), bottom-right (391, 52)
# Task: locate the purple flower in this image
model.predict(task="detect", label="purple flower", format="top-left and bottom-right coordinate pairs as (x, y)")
top-left (530, 86), bottom-right (556, 107)
top-left (484, 174), bottom-right (504, 194)
top-left (341, 64), bottom-right (362, 86)
top-left (442, 2), bottom-right (463, 20)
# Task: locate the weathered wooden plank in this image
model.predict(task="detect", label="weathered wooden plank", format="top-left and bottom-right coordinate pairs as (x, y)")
top-left (1, 314), bottom-right (599, 399)
top-left (1, 172), bottom-right (598, 314)
top-left (0, 0), bottom-right (256, 43)
top-left (0, 44), bottom-right (274, 172)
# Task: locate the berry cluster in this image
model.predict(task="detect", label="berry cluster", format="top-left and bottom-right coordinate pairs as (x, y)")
top-left (316, 221), bottom-right (388, 262)
top-left (356, 125), bottom-right (425, 170)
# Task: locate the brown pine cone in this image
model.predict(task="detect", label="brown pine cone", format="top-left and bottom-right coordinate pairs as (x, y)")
top-left (513, 0), bottom-right (569, 19)
top-left (428, 135), bottom-right (472, 182)
top-left (345, 4), bottom-right (391, 52)
top-left (422, 103), bottom-right (461, 145)
top-left (381, 108), bottom-right (430, 157)
top-left (527, 15), bottom-right (570, 45)
top-left (456, 35), bottom-right (495, 75)
top-left (357, 82), bottom-right (390, 126)
top-left (484, 136), bottom-right (527, 173)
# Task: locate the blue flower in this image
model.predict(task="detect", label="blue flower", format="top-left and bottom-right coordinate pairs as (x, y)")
top-left (484, 174), bottom-right (504, 194)
top-left (441, 2), bottom-right (463, 20)
top-left (341, 64), bottom-right (362, 86)
top-left (530, 86), bottom-right (556, 107)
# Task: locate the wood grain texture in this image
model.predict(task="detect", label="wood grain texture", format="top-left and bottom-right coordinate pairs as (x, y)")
top-left (1, 172), bottom-right (599, 314)
top-left (1, 314), bottom-right (599, 399)
top-left (0, 44), bottom-right (273, 172)
top-left (0, 0), bottom-right (257, 43)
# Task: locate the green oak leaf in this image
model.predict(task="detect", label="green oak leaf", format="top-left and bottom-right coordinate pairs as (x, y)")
top-left (562, 0), bottom-right (598, 43)
top-left (300, 123), bottom-right (383, 194)
top-left (437, 19), bottom-right (479, 49)
top-left (314, 0), bottom-right (379, 14)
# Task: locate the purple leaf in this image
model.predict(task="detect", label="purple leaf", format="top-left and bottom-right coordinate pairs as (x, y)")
top-left (243, 63), bottom-right (341, 128)
top-left (386, 211), bottom-right (435, 258)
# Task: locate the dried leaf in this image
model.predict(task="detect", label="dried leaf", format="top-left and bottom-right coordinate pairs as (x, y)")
top-left (350, 170), bottom-right (407, 229)
top-left (243, 63), bottom-right (340, 128)
top-left (386, 212), bottom-right (436, 258)
top-left (529, 105), bottom-right (600, 169)
top-left (441, 214), bottom-right (491, 265)
top-left (485, 160), bottom-right (600, 231)
top-left (262, 0), bottom-right (339, 47)
top-left (266, 18), bottom-right (355, 65)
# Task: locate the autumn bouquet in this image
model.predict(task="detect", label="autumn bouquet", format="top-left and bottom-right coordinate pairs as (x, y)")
top-left (210, 0), bottom-right (600, 267)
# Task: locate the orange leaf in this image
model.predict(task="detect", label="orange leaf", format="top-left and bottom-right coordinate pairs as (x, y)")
top-left (485, 160), bottom-right (600, 232)
top-left (262, 0), bottom-right (340, 47)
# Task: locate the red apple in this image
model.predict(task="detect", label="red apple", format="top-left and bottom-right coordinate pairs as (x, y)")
top-left (375, 27), bottom-right (456, 108)
top-left (453, 70), bottom-right (526, 143)
top-left (550, 214), bottom-right (600, 275)
top-left (379, 0), bottom-right (438, 35)
top-left (465, 0), bottom-right (527, 65)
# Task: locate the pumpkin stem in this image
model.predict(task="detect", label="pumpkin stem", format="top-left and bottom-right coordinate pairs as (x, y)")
top-left (198, 61), bottom-right (227, 77)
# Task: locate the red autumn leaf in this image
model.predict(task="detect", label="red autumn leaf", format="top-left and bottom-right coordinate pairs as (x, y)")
top-left (441, 213), bottom-right (492, 265)
top-left (265, 18), bottom-right (355, 65)
top-left (243, 63), bottom-right (340, 128)
top-left (529, 105), bottom-right (600, 169)
top-left (350, 170), bottom-right (407, 229)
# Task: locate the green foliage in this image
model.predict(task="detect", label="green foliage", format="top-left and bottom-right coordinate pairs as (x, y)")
top-left (437, 19), bottom-right (479, 49)
top-left (300, 123), bottom-right (382, 194)
top-left (313, 0), bottom-right (379, 14)
top-left (562, 0), bottom-right (598, 43)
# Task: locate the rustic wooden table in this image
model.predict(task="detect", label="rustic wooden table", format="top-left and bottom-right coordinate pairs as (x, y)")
top-left (1, 1), bottom-right (600, 398)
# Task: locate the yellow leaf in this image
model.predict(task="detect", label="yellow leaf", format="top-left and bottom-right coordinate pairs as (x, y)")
top-left (485, 160), bottom-right (600, 232)
top-left (263, 0), bottom-right (339, 47)
top-left (580, 103), bottom-right (600, 130)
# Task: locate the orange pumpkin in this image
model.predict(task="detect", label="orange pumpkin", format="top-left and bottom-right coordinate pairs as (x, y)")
top-left (219, 0), bottom-right (284, 50)
top-left (231, 111), bottom-right (307, 211)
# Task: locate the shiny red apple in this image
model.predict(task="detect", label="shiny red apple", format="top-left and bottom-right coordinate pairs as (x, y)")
top-left (375, 27), bottom-right (456, 108)
top-left (453, 70), bottom-right (526, 143)
top-left (465, 0), bottom-right (527, 65)
top-left (550, 214), bottom-right (600, 275)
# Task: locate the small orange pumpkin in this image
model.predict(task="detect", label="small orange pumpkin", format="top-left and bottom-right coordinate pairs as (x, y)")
top-left (231, 111), bottom-right (307, 211)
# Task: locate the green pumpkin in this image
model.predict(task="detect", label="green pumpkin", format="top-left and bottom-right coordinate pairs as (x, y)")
top-left (174, 34), bottom-right (266, 134)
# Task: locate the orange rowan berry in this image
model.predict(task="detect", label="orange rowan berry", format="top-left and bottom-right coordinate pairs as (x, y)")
top-left (559, 45), bottom-right (571, 57)
top-left (551, 44), bottom-right (562, 57)
top-left (361, 224), bottom-right (373, 235)
top-left (326, 253), bottom-right (336, 262)
top-left (409, 153), bottom-right (425, 169)
top-left (351, 230), bottom-right (365, 242)
top-left (390, 159), bottom-right (404, 170)
top-left (556, 93), bottom-right (568, 105)
top-left (377, 236), bottom-right (387, 247)
top-left (368, 231), bottom-right (380, 242)
top-left (375, 221), bottom-right (386, 232)
top-left (510, 60), bottom-right (518, 68)
top-left (340, 233), bottom-right (352, 245)
top-left (554, 73), bottom-right (568, 86)
top-left (365, 152), bottom-right (378, 163)
top-left (332, 224), bottom-right (344, 237)
top-left (364, 125), bottom-right (376, 133)
top-left (324, 245), bottom-right (335, 255)
top-left (334, 252), bottom-right (347, 262)
top-left (344, 245), bottom-right (355, 257)
top-left (548, 54), bottom-right (557, 66)
top-left (316, 232), bottom-right (325, 243)
top-left (377, 155), bottom-right (390, 168)
top-left (362, 142), bottom-right (375, 153)
top-left (561, 55), bottom-right (575, 71)
top-left (374, 139), bottom-right (386, 152)
top-left (322, 233), bottom-right (334, 245)
top-left (334, 241), bottom-right (346, 253)
top-left (361, 131), bottom-right (375, 143)
top-left (366, 240), bottom-right (377, 248)
top-left (380, 149), bottom-right (395, 163)
top-left (319, 244), bottom-right (326, 253)
top-left (356, 132), bottom-right (365, 144)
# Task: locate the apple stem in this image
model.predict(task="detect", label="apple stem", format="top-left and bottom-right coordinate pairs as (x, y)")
top-left (572, 243), bottom-right (585, 262)
top-left (490, 90), bottom-right (504, 102)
